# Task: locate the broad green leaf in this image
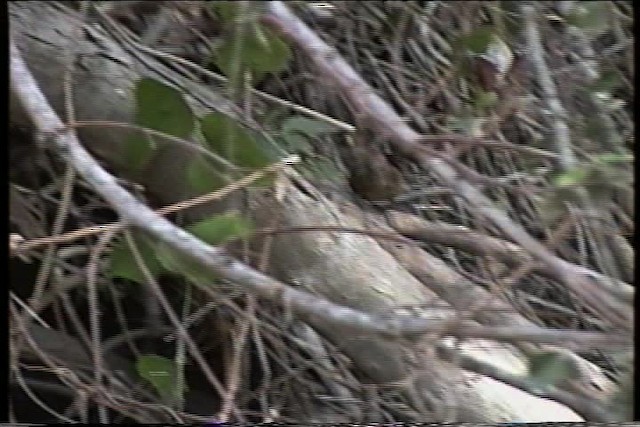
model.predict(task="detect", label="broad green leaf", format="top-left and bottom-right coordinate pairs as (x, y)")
top-left (155, 242), bottom-right (213, 286)
top-left (210, 1), bottom-right (241, 23)
top-left (553, 167), bottom-right (590, 187)
top-left (136, 355), bottom-right (187, 402)
top-left (187, 212), bottom-right (253, 245)
top-left (302, 157), bottom-right (345, 184)
top-left (126, 78), bottom-right (194, 172)
top-left (109, 235), bottom-right (163, 284)
top-left (214, 23), bottom-right (291, 81)
top-left (123, 133), bottom-right (156, 173)
top-left (156, 213), bottom-right (254, 285)
top-left (277, 116), bottom-right (341, 155)
top-left (200, 113), bottom-right (275, 170)
top-left (527, 351), bottom-right (581, 388)
top-left (135, 78), bottom-right (195, 138)
top-left (278, 133), bottom-right (314, 155)
top-left (210, 1), bottom-right (266, 24)
top-left (455, 26), bottom-right (496, 55)
top-left (281, 116), bottom-right (342, 138)
top-left (186, 156), bottom-right (230, 194)
top-left (188, 212), bottom-right (253, 245)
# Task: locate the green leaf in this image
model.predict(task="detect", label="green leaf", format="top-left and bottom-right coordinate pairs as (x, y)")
top-left (302, 157), bottom-right (345, 184)
top-left (186, 156), bottom-right (229, 194)
top-left (210, 1), bottom-right (241, 23)
top-left (155, 242), bottom-right (214, 286)
top-left (123, 133), bottom-right (156, 173)
top-left (136, 355), bottom-right (186, 402)
top-left (134, 78), bottom-right (195, 138)
top-left (278, 132), bottom-right (314, 155)
top-left (126, 77), bottom-right (195, 172)
top-left (200, 113), bottom-right (276, 170)
top-left (188, 212), bottom-right (253, 245)
top-left (455, 26), bottom-right (496, 55)
top-left (276, 114), bottom-right (343, 156)
top-left (156, 213), bottom-right (253, 286)
top-left (553, 167), bottom-right (590, 187)
top-left (281, 116), bottom-right (341, 138)
top-left (527, 351), bottom-right (581, 388)
top-left (109, 235), bottom-right (163, 284)
top-left (210, 1), bottom-right (266, 24)
top-left (214, 23), bottom-right (291, 81)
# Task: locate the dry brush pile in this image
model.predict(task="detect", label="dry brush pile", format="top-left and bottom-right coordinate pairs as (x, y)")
top-left (9, 1), bottom-right (633, 423)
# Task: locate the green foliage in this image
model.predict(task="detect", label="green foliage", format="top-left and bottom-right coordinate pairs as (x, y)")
top-left (565, 2), bottom-right (611, 37)
top-left (454, 26), bottom-right (497, 55)
top-left (187, 112), bottom-right (279, 194)
top-left (210, 1), bottom-right (244, 23)
top-left (126, 78), bottom-right (195, 171)
top-left (278, 115), bottom-right (343, 155)
top-left (156, 213), bottom-right (254, 286)
top-left (189, 212), bottom-right (254, 245)
top-left (136, 355), bottom-right (187, 403)
top-left (186, 155), bottom-right (230, 194)
top-left (201, 113), bottom-right (274, 168)
top-left (215, 24), bottom-right (290, 80)
top-left (552, 166), bottom-right (591, 187)
top-left (301, 156), bottom-right (344, 184)
top-left (108, 213), bottom-right (253, 285)
top-left (109, 234), bottom-right (163, 284)
top-left (527, 351), bottom-right (581, 389)
top-left (210, 1), bottom-right (291, 87)
top-left (135, 78), bottom-right (195, 138)
top-left (282, 116), bottom-right (341, 139)
top-left (155, 241), bottom-right (213, 286)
